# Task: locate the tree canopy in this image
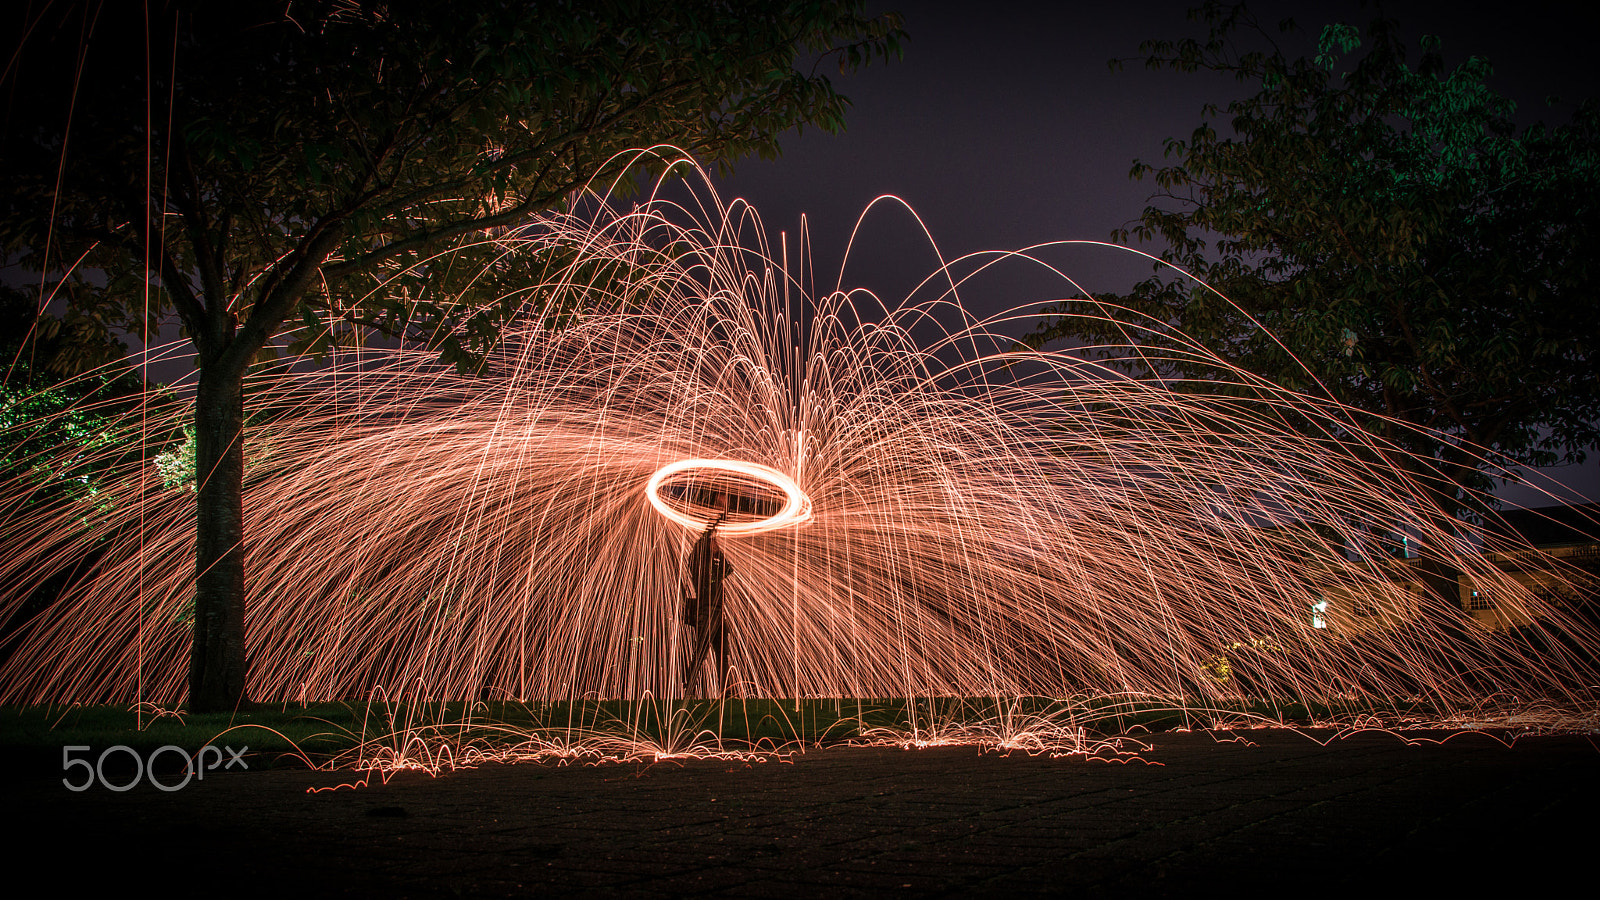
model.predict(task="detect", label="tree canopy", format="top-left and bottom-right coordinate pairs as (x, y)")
top-left (4, 0), bottom-right (904, 373)
top-left (1, 0), bottom-right (904, 710)
top-left (1026, 2), bottom-right (1599, 518)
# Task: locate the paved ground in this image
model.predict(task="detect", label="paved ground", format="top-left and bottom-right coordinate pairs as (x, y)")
top-left (14, 728), bottom-right (1597, 897)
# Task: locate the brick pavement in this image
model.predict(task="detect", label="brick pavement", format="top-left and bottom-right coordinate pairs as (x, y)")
top-left (15, 728), bottom-right (1597, 897)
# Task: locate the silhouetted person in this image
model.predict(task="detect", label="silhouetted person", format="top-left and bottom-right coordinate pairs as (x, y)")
top-left (683, 495), bottom-right (732, 697)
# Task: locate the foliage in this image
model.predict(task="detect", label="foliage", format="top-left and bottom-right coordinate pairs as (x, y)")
top-left (1026, 2), bottom-right (1600, 513)
top-left (2, 0), bottom-right (905, 373)
top-left (0, 287), bottom-right (154, 510)
top-left (153, 427), bottom-right (197, 493)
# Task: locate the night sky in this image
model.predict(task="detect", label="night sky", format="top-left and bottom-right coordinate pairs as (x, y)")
top-left (695, 0), bottom-right (1600, 504)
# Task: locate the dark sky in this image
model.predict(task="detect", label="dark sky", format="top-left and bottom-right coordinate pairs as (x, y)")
top-left (704, 0), bottom-right (1597, 313)
top-left (690, 0), bottom-right (1599, 505)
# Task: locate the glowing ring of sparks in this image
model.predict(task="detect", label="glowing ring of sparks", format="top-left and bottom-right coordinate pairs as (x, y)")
top-left (645, 459), bottom-right (812, 536)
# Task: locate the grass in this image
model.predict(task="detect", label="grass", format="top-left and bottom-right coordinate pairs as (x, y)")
top-left (0, 693), bottom-right (1450, 771)
top-left (0, 702), bottom-right (381, 762)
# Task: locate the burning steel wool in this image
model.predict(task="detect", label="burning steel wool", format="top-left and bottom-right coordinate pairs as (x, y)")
top-left (1, 177), bottom-right (1596, 724)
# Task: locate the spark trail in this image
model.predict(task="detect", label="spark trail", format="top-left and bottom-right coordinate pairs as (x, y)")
top-left (1, 172), bottom-right (1595, 720)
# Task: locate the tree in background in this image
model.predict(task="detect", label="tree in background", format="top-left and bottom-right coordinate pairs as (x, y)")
top-left (1027, 2), bottom-right (1599, 543)
top-left (1, 0), bottom-right (903, 710)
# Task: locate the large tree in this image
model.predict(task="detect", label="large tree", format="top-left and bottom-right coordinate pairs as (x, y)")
top-left (1, 0), bottom-right (903, 711)
top-left (1028, 2), bottom-right (1599, 541)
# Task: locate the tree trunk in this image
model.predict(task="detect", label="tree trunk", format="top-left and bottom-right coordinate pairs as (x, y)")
top-left (188, 365), bottom-right (249, 711)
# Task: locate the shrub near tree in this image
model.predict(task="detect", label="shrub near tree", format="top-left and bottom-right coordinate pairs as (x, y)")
top-left (1, 1), bottom-right (904, 710)
top-left (0, 286), bottom-right (153, 509)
